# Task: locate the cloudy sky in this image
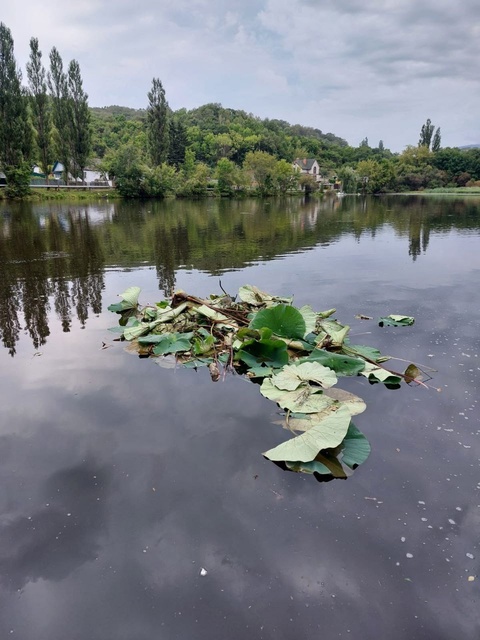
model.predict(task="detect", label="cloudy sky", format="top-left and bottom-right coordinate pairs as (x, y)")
top-left (3, 0), bottom-right (480, 151)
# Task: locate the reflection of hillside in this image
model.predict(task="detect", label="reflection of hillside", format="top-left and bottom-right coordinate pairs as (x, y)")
top-left (1, 196), bottom-right (479, 355)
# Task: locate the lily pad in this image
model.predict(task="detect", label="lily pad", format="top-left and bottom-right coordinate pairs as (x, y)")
top-left (263, 405), bottom-right (351, 462)
top-left (250, 304), bottom-right (306, 340)
top-left (152, 333), bottom-right (193, 355)
top-left (236, 337), bottom-right (289, 368)
top-left (270, 362), bottom-right (337, 391)
top-left (379, 315), bottom-right (415, 327)
top-left (260, 379), bottom-right (336, 414)
top-left (360, 362), bottom-right (402, 387)
top-left (107, 286), bottom-right (141, 313)
top-left (238, 285), bottom-right (292, 306)
top-left (341, 422), bottom-right (371, 469)
top-left (302, 349), bottom-right (365, 376)
top-left (284, 423), bottom-right (370, 475)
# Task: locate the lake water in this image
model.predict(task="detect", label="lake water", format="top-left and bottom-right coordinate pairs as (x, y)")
top-left (0, 195), bottom-right (479, 639)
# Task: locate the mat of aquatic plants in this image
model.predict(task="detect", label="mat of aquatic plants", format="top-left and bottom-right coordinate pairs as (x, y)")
top-left (108, 285), bottom-right (421, 481)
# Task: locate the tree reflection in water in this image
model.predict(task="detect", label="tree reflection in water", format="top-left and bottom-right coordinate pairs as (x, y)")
top-left (1, 195), bottom-right (479, 355)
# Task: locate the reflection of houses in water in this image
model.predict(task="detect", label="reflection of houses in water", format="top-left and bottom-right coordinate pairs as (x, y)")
top-left (290, 197), bottom-right (342, 232)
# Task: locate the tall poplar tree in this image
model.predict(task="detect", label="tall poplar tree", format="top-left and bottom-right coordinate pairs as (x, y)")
top-left (147, 78), bottom-right (169, 166)
top-left (431, 127), bottom-right (441, 152)
top-left (67, 59), bottom-right (91, 182)
top-left (418, 118), bottom-right (435, 148)
top-left (48, 47), bottom-right (70, 183)
top-left (168, 114), bottom-right (188, 167)
top-left (0, 22), bottom-right (32, 192)
top-left (26, 37), bottom-right (52, 181)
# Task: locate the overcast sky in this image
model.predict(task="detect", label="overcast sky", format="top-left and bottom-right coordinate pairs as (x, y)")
top-left (3, 0), bottom-right (480, 151)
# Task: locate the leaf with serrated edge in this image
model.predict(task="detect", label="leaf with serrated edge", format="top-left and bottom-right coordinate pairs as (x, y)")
top-left (263, 405), bottom-right (351, 462)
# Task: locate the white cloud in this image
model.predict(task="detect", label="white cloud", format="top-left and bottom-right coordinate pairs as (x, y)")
top-left (2, 0), bottom-right (480, 150)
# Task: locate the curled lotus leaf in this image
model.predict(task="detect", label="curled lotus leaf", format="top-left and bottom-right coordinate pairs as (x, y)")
top-left (263, 405), bottom-right (351, 462)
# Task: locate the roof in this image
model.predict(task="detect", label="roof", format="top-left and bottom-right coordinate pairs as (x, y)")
top-left (293, 158), bottom-right (318, 171)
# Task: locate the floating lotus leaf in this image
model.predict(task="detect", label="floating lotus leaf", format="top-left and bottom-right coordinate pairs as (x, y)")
top-left (344, 344), bottom-right (390, 363)
top-left (284, 422), bottom-right (370, 475)
top-left (152, 332), bottom-right (193, 355)
top-left (360, 362), bottom-right (402, 387)
top-left (250, 304), bottom-right (306, 339)
top-left (316, 319), bottom-right (350, 347)
top-left (340, 423), bottom-right (371, 469)
top-left (238, 285), bottom-right (292, 306)
top-left (322, 388), bottom-right (367, 416)
top-left (260, 379), bottom-right (335, 413)
top-left (298, 305), bottom-right (318, 335)
top-left (302, 349), bottom-right (365, 376)
top-left (270, 362), bottom-right (337, 391)
top-left (108, 286), bottom-right (142, 312)
top-left (263, 405), bottom-right (351, 462)
top-left (236, 337), bottom-right (289, 368)
top-left (379, 314), bottom-right (415, 327)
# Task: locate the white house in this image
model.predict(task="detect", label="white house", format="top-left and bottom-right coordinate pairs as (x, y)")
top-left (51, 161), bottom-right (112, 186)
top-left (293, 158), bottom-right (322, 182)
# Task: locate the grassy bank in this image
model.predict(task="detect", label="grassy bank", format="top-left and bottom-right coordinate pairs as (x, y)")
top-left (0, 188), bottom-right (121, 202)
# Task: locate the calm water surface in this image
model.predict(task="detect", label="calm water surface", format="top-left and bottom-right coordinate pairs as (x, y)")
top-left (0, 195), bottom-right (479, 639)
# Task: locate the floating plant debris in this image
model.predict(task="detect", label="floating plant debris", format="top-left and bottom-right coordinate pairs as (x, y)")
top-left (108, 285), bottom-right (423, 481)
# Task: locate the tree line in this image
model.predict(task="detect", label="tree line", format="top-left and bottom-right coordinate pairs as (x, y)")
top-left (1, 21), bottom-right (480, 199)
top-left (0, 22), bottom-right (90, 196)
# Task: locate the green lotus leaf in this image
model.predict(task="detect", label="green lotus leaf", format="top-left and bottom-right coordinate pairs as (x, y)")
top-left (340, 423), bottom-right (371, 469)
top-left (238, 285), bottom-right (292, 307)
top-left (378, 315), bottom-right (415, 327)
top-left (236, 337), bottom-right (289, 368)
top-left (270, 362), bottom-right (337, 391)
top-left (360, 362), bottom-right (402, 387)
top-left (298, 305), bottom-right (318, 335)
top-left (263, 405), bottom-right (351, 462)
top-left (316, 319), bottom-right (350, 347)
top-left (343, 344), bottom-right (390, 363)
top-left (284, 423), bottom-right (370, 475)
top-left (152, 333), bottom-right (193, 355)
top-left (260, 379), bottom-right (335, 413)
top-left (108, 286), bottom-right (142, 312)
top-left (301, 349), bottom-right (365, 376)
top-left (250, 304), bottom-right (306, 339)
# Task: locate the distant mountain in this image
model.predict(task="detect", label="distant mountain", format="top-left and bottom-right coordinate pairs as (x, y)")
top-left (458, 144), bottom-right (480, 150)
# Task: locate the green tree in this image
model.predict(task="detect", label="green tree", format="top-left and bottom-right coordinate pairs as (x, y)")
top-left (337, 165), bottom-right (358, 193)
top-left (431, 127), bottom-right (441, 152)
top-left (147, 78), bottom-right (169, 166)
top-left (215, 157), bottom-right (237, 196)
top-left (48, 47), bottom-right (70, 183)
top-left (0, 23), bottom-right (32, 196)
top-left (356, 159), bottom-right (394, 193)
top-left (168, 114), bottom-right (188, 167)
top-left (26, 37), bottom-right (52, 181)
top-left (274, 159), bottom-right (298, 193)
top-left (419, 118), bottom-right (435, 148)
top-left (243, 150), bottom-right (277, 194)
top-left (67, 59), bottom-right (91, 183)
